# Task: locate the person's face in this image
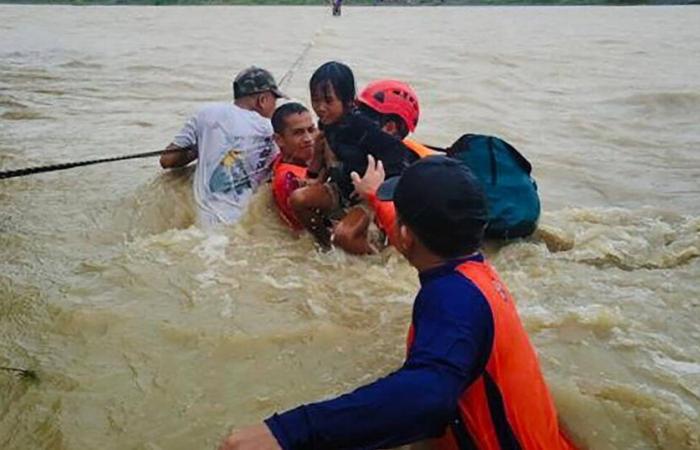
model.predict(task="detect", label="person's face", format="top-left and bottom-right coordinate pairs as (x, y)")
top-left (257, 91), bottom-right (278, 119)
top-left (311, 84), bottom-right (345, 125)
top-left (274, 111), bottom-right (317, 164)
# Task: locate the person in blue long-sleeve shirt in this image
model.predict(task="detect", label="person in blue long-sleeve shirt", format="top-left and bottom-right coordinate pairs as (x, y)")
top-left (220, 156), bottom-right (575, 450)
top-left (264, 255), bottom-right (493, 450)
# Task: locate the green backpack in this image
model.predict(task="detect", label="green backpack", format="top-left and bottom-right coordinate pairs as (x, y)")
top-left (445, 134), bottom-right (540, 238)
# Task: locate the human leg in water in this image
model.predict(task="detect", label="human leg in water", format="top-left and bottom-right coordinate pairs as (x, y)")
top-left (289, 183), bottom-right (336, 249)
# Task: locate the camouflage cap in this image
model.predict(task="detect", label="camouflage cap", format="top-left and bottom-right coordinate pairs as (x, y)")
top-left (233, 66), bottom-right (286, 99)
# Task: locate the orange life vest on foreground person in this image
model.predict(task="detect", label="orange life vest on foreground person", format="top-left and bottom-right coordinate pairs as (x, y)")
top-left (261, 156), bottom-right (577, 450)
top-left (407, 259), bottom-right (577, 450)
top-left (271, 156), bottom-right (307, 230)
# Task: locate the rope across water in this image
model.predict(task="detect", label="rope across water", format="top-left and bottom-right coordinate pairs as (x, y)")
top-left (0, 149), bottom-right (178, 180)
top-left (0, 27), bottom-right (323, 181)
top-left (278, 28), bottom-right (322, 90)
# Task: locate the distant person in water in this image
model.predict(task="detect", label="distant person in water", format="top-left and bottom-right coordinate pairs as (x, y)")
top-left (332, 0), bottom-right (342, 16)
top-left (159, 66), bottom-right (284, 227)
top-left (270, 102), bottom-right (318, 230)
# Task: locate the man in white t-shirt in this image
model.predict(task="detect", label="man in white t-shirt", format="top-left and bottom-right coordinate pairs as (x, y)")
top-left (160, 66), bottom-right (285, 227)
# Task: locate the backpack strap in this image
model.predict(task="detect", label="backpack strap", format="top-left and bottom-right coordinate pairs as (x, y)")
top-left (402, 138), bottom-right (444, 158)
top-left (445, 134), bottom-right (476, 157)
top-left (425, 144), bottom-right (447, 152)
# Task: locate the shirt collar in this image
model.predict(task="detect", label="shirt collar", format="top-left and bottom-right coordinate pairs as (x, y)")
top-left (418, 253), bottom-right (484, 285)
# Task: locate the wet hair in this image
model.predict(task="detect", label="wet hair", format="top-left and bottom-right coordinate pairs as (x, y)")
top-left (272, 102), bottom-right (309, 134)
top-left (358, 104), bottom-right (409, 139)
top-left (309, 61), bottom-right (356, 108)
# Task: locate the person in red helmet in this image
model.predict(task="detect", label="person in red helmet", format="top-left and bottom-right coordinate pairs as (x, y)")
top-left (356, 79), bottom-right (443, 164)
top-left (357, 79), bottom-right (420, 140)
top-left (334, 79), bottom-right (441, 253)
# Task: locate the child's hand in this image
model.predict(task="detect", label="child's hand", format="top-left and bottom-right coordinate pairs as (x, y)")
top-left (351, 155), bottom-right (385, 201)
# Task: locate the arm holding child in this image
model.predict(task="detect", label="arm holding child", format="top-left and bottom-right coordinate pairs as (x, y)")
top-left (351, 155), bottom-right (400, 247)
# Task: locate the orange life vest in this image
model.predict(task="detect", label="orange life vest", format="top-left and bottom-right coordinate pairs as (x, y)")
top-left (371, 139), bottom-right (441, 242)
top-left (406, 260), bottom-right (577, 450)
top-left (403, 138), bottom-right (442, 158)
top-left (271, 157), bottom-right (307, 230)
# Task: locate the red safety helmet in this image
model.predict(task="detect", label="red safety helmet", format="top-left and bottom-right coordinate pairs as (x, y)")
top-left (357, 79), bottom-right (420, 133)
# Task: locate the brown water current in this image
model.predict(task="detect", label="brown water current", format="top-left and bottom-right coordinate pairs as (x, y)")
top-left (1, 4), bottom-right (699, 450)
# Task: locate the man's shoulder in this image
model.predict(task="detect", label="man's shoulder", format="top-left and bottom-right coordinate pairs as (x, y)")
top-left (421, 271), bottom-right (484, 297)
top-left (196, 103), bottom-right (272, 135)
top-left (195, 102), bottom-right (233, 117)
top-left (188, 103), bottom-right (232, 126)
top-left (419, 271), bottom-right (493, 319)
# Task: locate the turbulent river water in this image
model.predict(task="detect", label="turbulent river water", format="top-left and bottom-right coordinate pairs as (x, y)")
top-left (1, 4), bottom-right (699, 450)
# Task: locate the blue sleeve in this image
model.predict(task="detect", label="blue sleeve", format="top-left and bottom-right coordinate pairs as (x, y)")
top-left (265, 274), bottom-right (494, 450)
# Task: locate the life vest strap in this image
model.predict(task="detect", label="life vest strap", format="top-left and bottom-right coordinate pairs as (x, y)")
top-left (403, 138), bottom-right (442, 159)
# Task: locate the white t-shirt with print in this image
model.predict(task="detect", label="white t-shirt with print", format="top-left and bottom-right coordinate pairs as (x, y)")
top-left (173, 103), bottom-right (278, 227)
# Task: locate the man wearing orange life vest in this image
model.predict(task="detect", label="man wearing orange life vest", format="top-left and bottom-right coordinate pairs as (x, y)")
top-left (219, 156), bottom-right (577, 450)
top-left (270, 102), bottom-right (318, 229)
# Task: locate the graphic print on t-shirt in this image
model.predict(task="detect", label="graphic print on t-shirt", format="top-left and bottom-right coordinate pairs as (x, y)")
top-left (209, 148), bottom-right (252, 196)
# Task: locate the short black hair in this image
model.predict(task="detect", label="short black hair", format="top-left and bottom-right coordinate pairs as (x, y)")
top-left (399, 213), bottom-right (485, 259)
top-left (309, 61), bottom-right (356, 108)
top-left (380, 156), bottom-right (488, 260)
top-left (357, 104), bottom-right (409, 139)
top-left (272, 102), bottom-right (309, 134)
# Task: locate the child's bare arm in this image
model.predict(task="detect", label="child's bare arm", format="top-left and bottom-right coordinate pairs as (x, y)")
top-left (308, 132), bottom-right (331, 182)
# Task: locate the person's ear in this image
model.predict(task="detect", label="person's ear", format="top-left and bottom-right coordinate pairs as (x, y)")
top-left (273, 132), bottom-right (284, 150)
top-left (396, 222), bottom-right (415, 255)
top-left (258, 93), bottom-right (268, 109)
